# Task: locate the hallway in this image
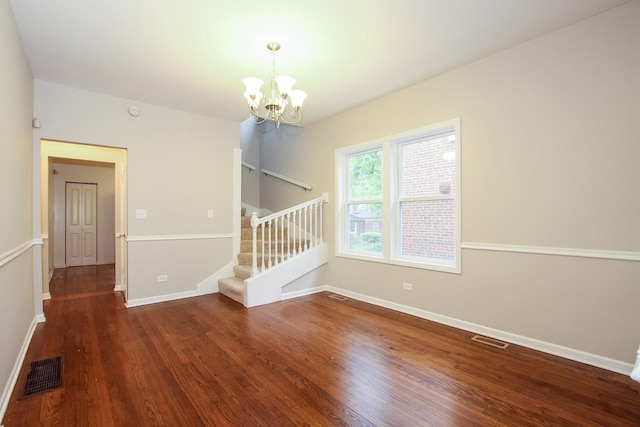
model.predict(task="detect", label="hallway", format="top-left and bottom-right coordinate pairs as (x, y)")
top-left (49, 265), bottom-right (116, 299)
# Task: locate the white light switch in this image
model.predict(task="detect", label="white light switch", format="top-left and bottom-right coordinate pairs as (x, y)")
top-left (207, 209), bottom-right (214, 219)
top-left (136, 209), bottom-right (148, 219)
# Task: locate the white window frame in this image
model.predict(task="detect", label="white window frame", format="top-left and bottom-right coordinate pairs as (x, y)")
top-left (335, 118), bottom-right (461, 274)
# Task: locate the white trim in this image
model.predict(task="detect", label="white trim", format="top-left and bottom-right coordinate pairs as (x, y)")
top-left (283, 285), bottom-right (633, 376)
top-left (335, 252), bottom-right (459, 274)
top-left (261, 168), bottom-right (312, 191)
top-left (335, 118), bottom-right (462, 274)
top-left (126, 233), bottom-right (232, 242)
top-left (462, 242), bottom-right (640, 262)
top-left (43, 293), bottom-right (51, 300)
top-left (233, 149), bottom-right (242, 258)
top-left (196, 261), bottom-right (235, 295)
top-left (0, 240), bottom-right (34, 269)
top-left (0, 317), bottom-right (38, 420)
top-left (125, 290), bottom-right (197, 308)
top-left (282, 285), bottom-right (328, 300)
top-left (631, 346), bottom-right (640, 383)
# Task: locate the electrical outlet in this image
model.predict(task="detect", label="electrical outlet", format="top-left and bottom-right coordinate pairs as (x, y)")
top-left (402, 282), bottom-right (413, 291)
top-left (136, 208), bottom-right (148, 219)
top-left (207, 209), bottom-right (214, 219)
top-left (157, 275), bottom-right (168, 282)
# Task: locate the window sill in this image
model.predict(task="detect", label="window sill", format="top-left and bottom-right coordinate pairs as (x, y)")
top-left (335, 251), bottom-right (461, 274)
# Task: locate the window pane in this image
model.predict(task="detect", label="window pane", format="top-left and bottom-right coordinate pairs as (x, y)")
top-left (348, 150), bottom-right (382, 201)
top-left (401, 134), bottom-right (455, 198)
top-left (347, 203), bottom-right (382, 254)
top-left (400, 199), bottom-right (454, 264)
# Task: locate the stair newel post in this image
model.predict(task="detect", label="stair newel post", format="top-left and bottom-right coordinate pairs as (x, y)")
top-left (251, 212), bottom-right (259, 276)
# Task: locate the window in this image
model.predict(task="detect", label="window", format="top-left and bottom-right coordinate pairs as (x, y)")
top-left (346, 149), bottom-right (383, 255)
top-left (336, 119), bottom-right (461, 273)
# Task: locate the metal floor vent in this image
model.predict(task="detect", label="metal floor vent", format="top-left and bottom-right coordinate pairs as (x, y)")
top-left (471, 335), bottom-right (509, 349)
top-left (328, 294), bottom-right (348, 301)
top-left (22, 356), bottom-right (62, 397)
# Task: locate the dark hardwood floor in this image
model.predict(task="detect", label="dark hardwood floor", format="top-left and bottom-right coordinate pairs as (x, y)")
top-left (3, 265), bottom-right (639, 426)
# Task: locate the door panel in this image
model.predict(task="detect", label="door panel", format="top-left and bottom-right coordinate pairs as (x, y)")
top-left (81, 185), bottom-right (97, 265)
top-left (66, 183), bottom-right (97, 266)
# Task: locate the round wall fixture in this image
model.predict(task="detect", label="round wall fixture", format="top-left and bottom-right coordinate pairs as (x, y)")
top-left (128, 106), bottom-right (141, 117)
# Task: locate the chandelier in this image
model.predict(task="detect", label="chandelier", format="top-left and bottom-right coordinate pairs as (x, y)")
top-left (243, 42), bottom-right (307, 128)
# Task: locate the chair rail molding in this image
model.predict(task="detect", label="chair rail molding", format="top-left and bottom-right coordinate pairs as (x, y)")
top-left (461, 242), bottom-right (640, 262)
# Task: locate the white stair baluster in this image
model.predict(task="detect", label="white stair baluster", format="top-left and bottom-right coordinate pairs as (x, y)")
top-left (260, 222), bottom-right (265, 272)
top-left (286, 213), bottom-right (291, 260)
top-left (292, 210), bottom-right (298, 255)
top-left (313, 204), bottom-right (316, 247)
top-left (319, 202), bottom-right (324, 244)
top-left (267, 220), bottom-right (272, 268)
top-left (279, 215), bottom-right (284, 263)
top-left (304, 206), bottom-right (309, 251)
top-left (251, 212), bottom-right (259, 276)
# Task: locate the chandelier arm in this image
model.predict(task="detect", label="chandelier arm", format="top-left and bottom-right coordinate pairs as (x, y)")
top-left (278, 113), bottom-right (303, 125)
top-left (248, 107), bottom-right (269, 124)
top-left (249, 115), bottom-right (269, 125)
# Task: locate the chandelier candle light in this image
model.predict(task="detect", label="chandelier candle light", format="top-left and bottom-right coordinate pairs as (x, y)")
top-left (243, 42), bottom-right (307, 127)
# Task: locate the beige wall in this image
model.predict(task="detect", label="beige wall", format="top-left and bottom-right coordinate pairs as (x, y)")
top-left (267, 2), bottom-right (640, 365)
top-left (0, 0), bottom-right (36, 414)
top-left (240, 119), bottom-right (262, 211)
top-left (259, 122), bottom-right (307, 212)
top-left (33, 81), bottom-right (240, 302)
top-left (51, 161), bottom-right (116, 269)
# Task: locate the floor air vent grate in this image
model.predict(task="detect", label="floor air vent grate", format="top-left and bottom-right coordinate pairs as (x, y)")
top-left (22, 356), bottom-right (62, 397)
top-left (328, 294), bottom-right (348, 301)
top-left (471, 335), bottom-right (509, 349)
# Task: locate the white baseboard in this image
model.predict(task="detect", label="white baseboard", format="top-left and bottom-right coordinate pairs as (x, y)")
top-left (42, 293), bottom-right (51, 301)
top-left (0, 317), bottom-right (38, 421)
top-left (284, 285), bottom-right (633, 376)
top-left (126, 290), bottom-right (197, 308)
top-left (632, 347), bottom-right (640, 383)
top-left (282, 286), bottom-right (328, 301)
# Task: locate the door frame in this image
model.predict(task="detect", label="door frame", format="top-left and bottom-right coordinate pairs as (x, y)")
top-left (40, 140), bottom-right (128, 301)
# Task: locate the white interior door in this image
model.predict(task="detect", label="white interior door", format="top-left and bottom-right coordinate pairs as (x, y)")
top-left (66, 182), bottom-right (97, 267)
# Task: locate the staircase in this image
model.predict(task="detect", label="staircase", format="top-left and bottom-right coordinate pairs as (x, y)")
top-left (218, 194), bottom-right (328, 307)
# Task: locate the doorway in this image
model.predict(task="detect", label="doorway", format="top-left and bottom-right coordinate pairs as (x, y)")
top-left (40, 140), bottom-right (128, 301)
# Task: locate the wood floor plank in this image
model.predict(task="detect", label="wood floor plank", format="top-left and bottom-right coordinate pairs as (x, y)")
top-left (3, 265), bottom-right (639, 426)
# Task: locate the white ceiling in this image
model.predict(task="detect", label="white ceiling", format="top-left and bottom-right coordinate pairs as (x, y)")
top-left (10, 0), bottom-right (631, 126)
